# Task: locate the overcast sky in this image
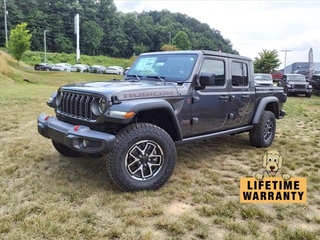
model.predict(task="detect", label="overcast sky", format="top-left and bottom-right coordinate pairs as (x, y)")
top-left (114, 0), bottom-right (320, 69)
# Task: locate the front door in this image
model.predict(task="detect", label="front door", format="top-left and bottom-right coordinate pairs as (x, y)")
top-left (191, 57), bottom-right (230, 134)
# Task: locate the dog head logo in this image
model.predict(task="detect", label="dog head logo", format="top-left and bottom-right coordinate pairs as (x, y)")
top-left (255, 150), bottom-right (290, 180)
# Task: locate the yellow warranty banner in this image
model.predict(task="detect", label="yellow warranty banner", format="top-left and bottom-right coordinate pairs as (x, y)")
top-left (240, 177), bottom-right (307, 203)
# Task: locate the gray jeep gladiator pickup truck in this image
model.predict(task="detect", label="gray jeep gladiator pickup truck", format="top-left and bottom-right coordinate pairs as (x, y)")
top-left (37, 50), bottom-right (287, 191)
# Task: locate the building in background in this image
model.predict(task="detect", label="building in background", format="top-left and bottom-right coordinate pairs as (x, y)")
top-left (282, 62), bottom-right (320, 76)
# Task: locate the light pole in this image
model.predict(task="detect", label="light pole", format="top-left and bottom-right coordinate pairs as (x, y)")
top-left (4, 0), bottom-right (8, 46)
top-left (281, 49), bottom-right (292, 73)
top-left (44, 30), bottom-right (49, 63)
top-left (168, 32), bottom-right (171, 45)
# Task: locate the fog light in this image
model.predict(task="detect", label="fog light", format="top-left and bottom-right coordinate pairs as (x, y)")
top-left (82, 139), bottom-right (89, 148)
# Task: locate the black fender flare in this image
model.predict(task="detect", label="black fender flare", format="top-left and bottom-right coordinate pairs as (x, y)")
top-left (252, 96), bottom-right (279, 124)
top-left (104, 98), bottom-right (183, 140)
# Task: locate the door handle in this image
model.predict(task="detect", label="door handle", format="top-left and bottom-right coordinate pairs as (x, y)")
top-left (219, 96), bottom-right (229, 102)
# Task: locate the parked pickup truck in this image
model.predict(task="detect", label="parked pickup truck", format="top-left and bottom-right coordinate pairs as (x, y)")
top-left (278, 73), bottom-right (312, 97)
top-left (37, 50), bottom-right (287, 191)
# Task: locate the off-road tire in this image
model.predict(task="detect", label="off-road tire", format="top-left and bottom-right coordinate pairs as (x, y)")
top-left (106, 123), bottom-right (176, 192)
top-left (285, 88), bottom-right (291, 96)
top-left (249, 110), bottom-right (276, 148)
top-left (306, 93), bottom-right (312, 98)
top-left (52, 140), bottom-right (82, 158)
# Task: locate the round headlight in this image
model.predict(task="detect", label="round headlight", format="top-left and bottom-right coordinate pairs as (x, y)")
top-left (98, 98), bottom-right (107, 113)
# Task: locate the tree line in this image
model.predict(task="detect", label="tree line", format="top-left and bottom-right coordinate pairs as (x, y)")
top-left (0, 0), bottom-right (238, 58)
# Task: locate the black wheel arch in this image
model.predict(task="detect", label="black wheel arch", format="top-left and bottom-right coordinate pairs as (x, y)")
top-left (104, 99), bottom-right (183, 141)
top-left (252, 96), bottom-right (280, 124)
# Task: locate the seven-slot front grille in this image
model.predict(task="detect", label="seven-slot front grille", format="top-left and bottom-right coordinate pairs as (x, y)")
top-left (293, 85), bottom-right (306, 89)
top-left (58, 92), bottom-right (96, 120)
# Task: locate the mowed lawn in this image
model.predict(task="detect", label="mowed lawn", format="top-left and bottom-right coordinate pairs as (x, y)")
top-left (0, 58), bottom-right (320, 239)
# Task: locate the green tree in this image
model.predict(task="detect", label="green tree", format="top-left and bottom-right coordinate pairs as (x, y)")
top-left (161, 44), bottom-right (178, 51)
top-left (7, 22), bottom-right (32, 63)
top-left (254, 49), bottom-right (281, 73)
top-left (0, 1), bottom-right (239, 57)
top-left (81, 20), bottom-right (104, 55)
top-left (172, 31), bottom-right (191, 50)
top-left (133, 43), bottom-right (149, 56)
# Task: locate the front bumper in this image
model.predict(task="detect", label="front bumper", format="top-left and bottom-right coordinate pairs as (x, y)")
top-left (37, 114), bottom-right (116, 154)
top-left (287, 88), bottom-right (312, 94)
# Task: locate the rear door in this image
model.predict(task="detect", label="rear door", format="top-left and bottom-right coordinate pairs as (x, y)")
top-left (228, 60), bottom-right (254, 127)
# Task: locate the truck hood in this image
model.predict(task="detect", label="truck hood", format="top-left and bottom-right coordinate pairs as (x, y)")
top-left (288, 81), bottom-right (308, 85)
top-left (60, 80), bottom-right (180, 100)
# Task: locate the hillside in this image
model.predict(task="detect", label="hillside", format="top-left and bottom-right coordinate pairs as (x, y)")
top-left (0, 50), bottom-right (124, 86)
top-left (0, 1), bottom-right (238, 58)
top-left (0, 50), bottom-right (33, 85)
top-left (20, 51), bottom-right (135, 67)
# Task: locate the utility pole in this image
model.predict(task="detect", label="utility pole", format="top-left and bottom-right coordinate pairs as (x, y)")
top-left (4, 0), bottom-right (8, 46)
top-left (44, 30), bottom-right (49, 63)
top-left (74, 14), bottom-right (80, 62)
top-left (168, 32), bottom-right (171, 45)
top-left (281, 49), bottom-right (292, 73)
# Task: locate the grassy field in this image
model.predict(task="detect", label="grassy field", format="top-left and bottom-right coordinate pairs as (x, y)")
top-left (1, 50), bottom-right (320, 240)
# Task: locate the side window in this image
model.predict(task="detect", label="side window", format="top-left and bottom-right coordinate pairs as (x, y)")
top-left (200, 58), bottom-right (225, 86)
top-left (231, 62), bottom-right (248, 87)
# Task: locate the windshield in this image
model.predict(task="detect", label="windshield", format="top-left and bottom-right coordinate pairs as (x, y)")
top-left (255, 74), bottom-right (272, 81)
top-left (126, 53), bottom-right (198, 82)
top-left (287, 75), bottom-right (306, 81)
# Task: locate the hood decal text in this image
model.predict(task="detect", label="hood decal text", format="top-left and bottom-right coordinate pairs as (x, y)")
top-left (122, 91), bottom-right (176, 99)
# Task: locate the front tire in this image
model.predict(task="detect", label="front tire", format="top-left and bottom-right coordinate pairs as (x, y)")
top-left (106, 123), bottom-right (176, 191)
top-left (249, 111), bottom-right (276, 148)
top-left (52, 140), bottom-right (82, 158)
top-left (285, 88), bottom-right (291, 96)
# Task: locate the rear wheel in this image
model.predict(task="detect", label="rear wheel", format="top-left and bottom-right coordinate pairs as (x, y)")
top-left (250, 111), bottom-right (276, 148)
top-left (106, 123), bottom-right (176, 191)
top-left (52, 140), bottom-right (82, 158)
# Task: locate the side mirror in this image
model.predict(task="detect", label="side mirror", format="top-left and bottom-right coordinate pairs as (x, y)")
top-left (199, 72), bottom-right (215, 86)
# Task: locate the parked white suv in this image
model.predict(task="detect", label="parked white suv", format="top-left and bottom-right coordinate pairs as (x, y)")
top-left (254, 73), bottom-right (273, 86)
top-left (51, 63), bottom-right (73, 72)
top-left (71, 64), bottom-right (89, 72)
top-left (105, 66), bottom-right (124, 75)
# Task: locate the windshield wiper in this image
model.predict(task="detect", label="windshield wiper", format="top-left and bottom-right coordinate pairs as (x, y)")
top-left (146, 75), bottom-right (166, 84)
top-left (125, 74), bottom-right (142, 81)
